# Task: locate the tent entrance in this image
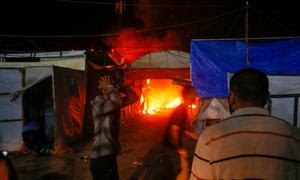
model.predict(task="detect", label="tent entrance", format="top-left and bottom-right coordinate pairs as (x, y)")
top-left (139, 79), bottom-right (183, 115)
top-left (130, 79), bottom-right (196, 116)
top-left (23, 76), bottom-right (54, 145)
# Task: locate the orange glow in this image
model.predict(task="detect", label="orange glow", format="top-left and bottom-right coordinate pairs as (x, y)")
top-left (165, 98), bottom-right (181, 108)
top-left (63, 83), bottom-right (85, 137)
top-left (105, 29), bottom-right (180, 64)
top-left (188, 104), bottom-right (197, 109)
top-left (140, 79), bottom-right (183, 114)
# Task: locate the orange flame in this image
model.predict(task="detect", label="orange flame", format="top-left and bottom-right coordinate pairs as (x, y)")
top-left (165, 98), bottom-right (181, 108)
top-left (140, 79), bottom-right (184, 114)
top-left (188, 104), bottom-right (197, 109)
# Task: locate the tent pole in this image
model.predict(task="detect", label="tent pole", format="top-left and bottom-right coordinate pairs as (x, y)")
top-left (245, 1), bottom-right (250, 66)
top-left (294, 97), bottom-right (298, 126)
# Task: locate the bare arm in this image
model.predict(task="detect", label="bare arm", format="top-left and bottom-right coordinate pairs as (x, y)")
top-left (184, 130), bottom-right (198, 141)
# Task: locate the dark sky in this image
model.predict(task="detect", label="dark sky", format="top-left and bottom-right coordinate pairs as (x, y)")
top-left (0, 0), bottom-right (299, 52)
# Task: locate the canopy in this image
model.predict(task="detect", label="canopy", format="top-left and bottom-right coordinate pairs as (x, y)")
top-left (191, 38), bottom-right (300, 97)
top-left (0, 50), bottom-right (85, 58)
top-left (130, 50), bottom-right (190, 69)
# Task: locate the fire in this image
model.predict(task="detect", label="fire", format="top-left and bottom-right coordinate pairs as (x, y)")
top-left (165, 98), bottom-right (181, 108)
top-left (188, 104), bottom-right (197, 109)
top-left (140, 79), bottom-right (183, 114)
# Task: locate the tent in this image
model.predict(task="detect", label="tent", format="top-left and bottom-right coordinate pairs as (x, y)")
top-left (0, 50), bottom-right (86, 70)
top-left (123, 50), bottom-right (191, 117)
top-left (191, 38), bottom-right (300, 132)
top-left (126, 50), bottom-right (190, 80)
top-left (0, 50), bottom-right (119, 151)
top-left (0, 66), bottom-right (86, 152)
top-left (0, 51), bottom-right (87, 151)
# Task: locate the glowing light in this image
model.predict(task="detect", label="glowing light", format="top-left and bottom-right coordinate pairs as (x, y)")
top-left (139, 79), bottom-right (183, 115)
top-left (140, 94), bottom-right (144, 105)
top-left (188, 104), bottom-right (197, 109)
top-left (104, 29), bottom-right (180, 64)
top-left (165, 98), bottom-right (181, 108)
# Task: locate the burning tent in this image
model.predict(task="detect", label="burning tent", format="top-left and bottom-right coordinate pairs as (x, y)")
top-left (125, 50), bottom-right (193, 116)
top-left (191, 38), bottom-right (300, 133)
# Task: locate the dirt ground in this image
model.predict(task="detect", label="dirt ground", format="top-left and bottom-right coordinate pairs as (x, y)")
top-left (10, 113), bottom-right (197, 180)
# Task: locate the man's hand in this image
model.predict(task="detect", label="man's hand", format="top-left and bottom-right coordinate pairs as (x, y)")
top-left (185, 131), bottom-right (198, 141)
top-left (98, 76), bottom-right (112, 90)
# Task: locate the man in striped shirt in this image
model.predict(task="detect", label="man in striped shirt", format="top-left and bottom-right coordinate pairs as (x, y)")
top-left (190, 68), bottom-right (300, 179)
top-left (90, 76), bottom-right (138, 180)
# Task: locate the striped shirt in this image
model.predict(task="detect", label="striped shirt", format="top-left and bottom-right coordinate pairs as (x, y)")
top-left (90, 85), bottom-right (122, 158)
top-left (190, 107), bottom-right (300, 180)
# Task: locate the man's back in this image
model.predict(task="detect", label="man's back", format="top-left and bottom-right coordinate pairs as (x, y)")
top-left (191, 107), bottom-right (300, 180)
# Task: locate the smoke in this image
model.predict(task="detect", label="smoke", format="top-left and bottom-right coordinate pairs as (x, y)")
top-left (105, 28), bottom-right (180, 64)
top-left (136, 0), bottom-right (156, 28)
top-left (104, 0), bottom-right (181, 64)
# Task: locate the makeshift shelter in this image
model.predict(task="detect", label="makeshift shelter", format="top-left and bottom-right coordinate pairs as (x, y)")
top-left (0, 50), bottom-right (126, 151)
top-left (0, 66), bottom-right (86, 151)
top-left (124, 50), bottom-right (192, 116)
top-left (0, 50), bottom-right (86, 70)
top-left (191, 38), bottom-right (300, 133)
top-left (126, 50), bottom-right (190, 79)
top-left (0, 51), bottom-right (87, 151)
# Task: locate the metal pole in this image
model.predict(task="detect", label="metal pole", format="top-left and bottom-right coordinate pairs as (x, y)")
top-left (294, 97), bottom-right (298, 127)
top-left (245, 1), bottom-right (250, 66)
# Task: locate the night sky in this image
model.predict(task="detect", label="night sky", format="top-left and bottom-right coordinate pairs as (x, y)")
top-left (0, 0), bottom-right (299, 52)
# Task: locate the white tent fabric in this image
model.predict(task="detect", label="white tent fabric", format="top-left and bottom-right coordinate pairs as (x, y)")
top-left (130, 50), bottom-right (190, 69)
top-left (0, 68), bottom-right (23, 151)
top-left (0, 50), bottom-right (86, 70)
top-left (268, 75), bottom-right (300, 126)
top-left (25, 66), bottom-right (52, 85)
top-left (194, 98), bottom-right (229, 134)
top-left (197, 98), bottom-right (229, 120)
top-left (227, 73), bottom-right (300, 96)
top-left (268, 75), bottom-right (300, 95)
top-left (1, 67), bottom-right (53, 151)
top-left (0, 50), bottom-right (85, 58)
top-left (227, 73), bottom-right (300, 127)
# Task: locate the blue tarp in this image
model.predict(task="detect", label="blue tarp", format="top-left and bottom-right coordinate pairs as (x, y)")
top-left (191, 38), bottom-right (300, 97)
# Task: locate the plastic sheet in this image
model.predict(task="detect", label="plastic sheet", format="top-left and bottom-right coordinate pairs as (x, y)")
top-left (191, 38), bottom-right (300, 97)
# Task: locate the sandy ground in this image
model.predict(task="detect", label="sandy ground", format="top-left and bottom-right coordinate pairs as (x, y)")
top-left (10, 114), bottom-right (197, 180)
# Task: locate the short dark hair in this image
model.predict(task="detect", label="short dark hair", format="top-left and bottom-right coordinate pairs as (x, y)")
top-left (230, 68), bottom-right (269, 106)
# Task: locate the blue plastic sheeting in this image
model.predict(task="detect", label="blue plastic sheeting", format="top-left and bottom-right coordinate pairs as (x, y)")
top-left (191, 38), bottom-right (300, 97)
